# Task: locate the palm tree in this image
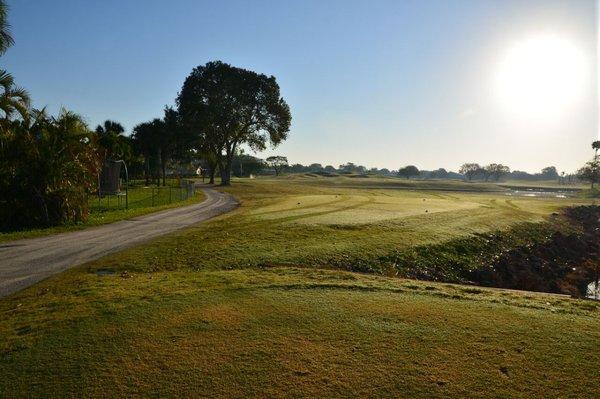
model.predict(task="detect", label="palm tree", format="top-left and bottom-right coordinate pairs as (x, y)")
top-left (0, 0), bottom-right (14, 55)
top-left (95, 120), bottom-right (131, 161)
top-left (132, 120), bottom-right (163, 185)
top-left (593, 140), bottom-right (600, 160)
top-left (0, 69), bottom-right (30, 122)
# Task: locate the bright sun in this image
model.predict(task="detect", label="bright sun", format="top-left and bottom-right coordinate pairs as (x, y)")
top-left (494, 34), bottom-right (586, 119)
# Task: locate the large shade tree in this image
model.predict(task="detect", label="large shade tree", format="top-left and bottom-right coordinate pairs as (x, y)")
top-left (177, 61), bottom-right (291, 185)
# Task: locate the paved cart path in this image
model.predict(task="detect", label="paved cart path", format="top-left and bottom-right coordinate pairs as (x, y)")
top-left (0, 188), bottom-right (238, 298)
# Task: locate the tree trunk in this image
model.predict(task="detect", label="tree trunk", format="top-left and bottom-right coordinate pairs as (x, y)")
top-left (156, 148), bottom-right (163, 186)
top-left (209, 166), bottom-right (215, 184)
top-left (219, 157), bottom-right (233, 186)
top-left (144, 155), bottom-right (150, 186)
top-left (162, 159), bottom-right (166, 187)
top-left (220, 169), bottom-right (230, 186)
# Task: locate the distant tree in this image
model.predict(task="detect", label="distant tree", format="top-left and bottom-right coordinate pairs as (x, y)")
top-left (459, 163), bottom-right (481, 181)
top-left (232, 153), bottom-right (265, 177)
top-left (177, 61), bottom-right (291, 185)
top-left (541, 166), bottom-right (559, 180)
top-left (157, 106), bottom-right (181, 185)
top-left (288, 163), bottom-right (306, 173)
top-left (379, 168), bottom-right (391, 175)
top-left (593, 140), bottom-right (600, 159)
top-left (308, 163), bottom-right (323, 172)
top-left (132, 119), bottom-right (163, 185)
top-left (398, 165), bottom-right (419, 180)
top-left (338, 162), bottom-right (366, 174)
top-left (324, 165), bottom-right (336, 173)
top-left (485, 164), bottom-right (510, 181)
top-left (430, 168), bottom-right (449, 179)
top-left (266, 155), bottom-right (288, 176)
top-left (577, 159), bottom-right (600, 189)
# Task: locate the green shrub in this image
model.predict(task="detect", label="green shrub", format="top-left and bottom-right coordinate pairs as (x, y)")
top-left (0, 109), bottom-right (100, 230)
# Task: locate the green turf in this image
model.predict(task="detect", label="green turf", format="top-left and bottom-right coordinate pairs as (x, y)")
top-left (1, 176), bottom-right (598, 398)
top-left (1, 268), bottom-right (598, 398)
top-left (84, 175), bottom-right (594, 273)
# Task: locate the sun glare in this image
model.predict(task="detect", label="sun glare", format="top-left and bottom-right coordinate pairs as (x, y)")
top-left (494, 34), bottom-right (587, 119)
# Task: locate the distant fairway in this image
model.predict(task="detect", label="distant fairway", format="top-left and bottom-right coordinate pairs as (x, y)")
top-left (249, 191), bottom-right (481, 225)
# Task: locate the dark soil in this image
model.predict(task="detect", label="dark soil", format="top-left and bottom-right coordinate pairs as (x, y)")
top-left (362, 206), bottom-right (600, 297)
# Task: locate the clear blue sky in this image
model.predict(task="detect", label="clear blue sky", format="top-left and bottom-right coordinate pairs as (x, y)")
top-left (3, 0), bottom-right (597, 172)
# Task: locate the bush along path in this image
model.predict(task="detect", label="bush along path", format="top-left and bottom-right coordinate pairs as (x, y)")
top-left (350, 206), bottom-right (600, 297)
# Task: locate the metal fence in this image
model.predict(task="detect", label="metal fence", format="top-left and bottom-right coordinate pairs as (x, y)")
top-left (93, 179), bottom-right (196, 211)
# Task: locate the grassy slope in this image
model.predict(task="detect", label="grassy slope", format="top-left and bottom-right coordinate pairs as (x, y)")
top-left (0, 187), bottom-right (205, 242)
top-left (1, 268), bottom-right (598, 398)
top-left (1, 176), bottom-right (598, 397)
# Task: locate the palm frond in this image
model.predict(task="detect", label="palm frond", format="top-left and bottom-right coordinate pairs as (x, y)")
top-left (0, 1), bottom-right (14, 55)
top-left (0, 69), bottom-right (14, 91)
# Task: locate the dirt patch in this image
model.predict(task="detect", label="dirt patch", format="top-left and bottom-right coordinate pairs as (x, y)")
top-left (370, 206), bottom-right (600, 297)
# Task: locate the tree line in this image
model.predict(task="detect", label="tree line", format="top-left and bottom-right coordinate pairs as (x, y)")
top-left (213, 156), bottom-right (597, 187)
top-left (0, 2), bottom-right (291, 230)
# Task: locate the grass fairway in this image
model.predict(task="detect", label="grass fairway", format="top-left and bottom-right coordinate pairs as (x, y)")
top-left (1, 176), bottom-right (598, 397)
top-left (87, 175), bottom-right (593, 273)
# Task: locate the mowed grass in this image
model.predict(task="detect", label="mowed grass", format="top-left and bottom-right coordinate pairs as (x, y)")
top-left (1, 267), bottom-right (598, 398)
top-left (1, 175), bottom-right (598, 397)
top-left (88, 175), bottom-right (594, 273)
top-left (0, 183), bottom-right (205, 242)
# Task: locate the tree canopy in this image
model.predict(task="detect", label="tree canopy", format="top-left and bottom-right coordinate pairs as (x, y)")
top-left (459, 163), bottom-right (482, 181)
top-left (484, 164), bottom-right (510, 181)
top-left (266, 155), bottom-right (288, 176)
top-left (398, 165), bottom-right (419, 179)
top-left (95, 120), bottom-right (130, 162)
top-left (577, 159), bottom-right (600, 189)
top-left (177, 61), bottom-right (291, 185)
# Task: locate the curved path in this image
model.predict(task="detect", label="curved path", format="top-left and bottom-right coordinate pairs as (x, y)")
top-left (0, 188), bottom-right (238, 298)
